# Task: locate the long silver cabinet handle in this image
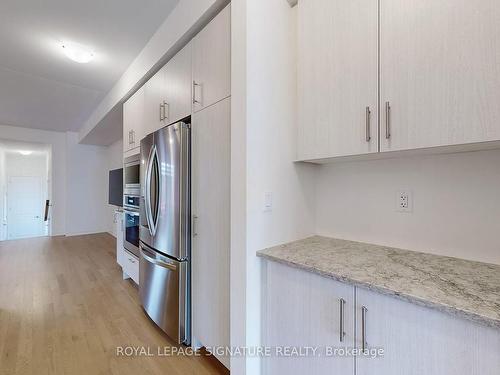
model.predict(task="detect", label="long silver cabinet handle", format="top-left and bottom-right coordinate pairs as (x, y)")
top-left (193, 215), bottom-right (199, 237)
top-left (385, 101), bottom-right (391, 139)
top-left (339, 298), bottom-right (346, 342)
top-left (365, 107), bottom-right (371, 142)
top-left (361, 306), bottom-right (368, 352)
top-left (159, 103), bottom-right (164, 121)
top-left (192, 81), bottom-right (201, 105)
top-left (163, 101), bottom-right (169, 120)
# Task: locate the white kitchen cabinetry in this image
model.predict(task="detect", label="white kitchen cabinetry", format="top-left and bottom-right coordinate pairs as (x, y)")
top-left (192, 5), bottom-right (231, 113)
top-left (164, 42), bottom-right (192, 125)
top-left (123, 86), bottom-right (145, 153)
top-left (298, 0), bottom-right (500, 161)
top-left (191, 97), bottom-right (230, 368)
top-left (115, 210), bottom-right (124, 267)
top-left (143, 66), bottom-right (166, 137)
top-left (356, 288), bottom-right (500, 375)
top-left (262, 260), bottom-right (500, 375)
top-left (297, 0), bottom-right (378, 160)
top-left (380, 0), bottom-right (500, 152)
top-left (121, 251), bottom-right (139, 285)
top-left (143, 42), bottom-right (193, 137)
top-left (263, 261), bottom-right (355, 375)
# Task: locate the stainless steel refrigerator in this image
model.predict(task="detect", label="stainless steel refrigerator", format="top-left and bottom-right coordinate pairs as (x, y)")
top-left (139, 121), bottom-right (190, 345)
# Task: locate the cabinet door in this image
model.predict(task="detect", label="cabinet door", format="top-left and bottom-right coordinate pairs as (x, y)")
top-left (192, 5), bottom-right (230, 112)
top-left (380, 0), bottom-right (500, 152)
top-left (356, 288), bottom-right (500, 375)
top-left (144, 67), bottom-right (167, 136)
top-left (297, 0), bottom-right (378, 161)
top-left (123, 87), bottom-right (145, 152)
top-left (262, 261), bottom-right (355, 375)
top-left (164, 42), bottom-right (192, 124)
top-left (191, 97), bottom-right (230, 368)
top-left (115, 211), bottom-right (124, 266)
top-left (123, 96), bottom-right (134, 152)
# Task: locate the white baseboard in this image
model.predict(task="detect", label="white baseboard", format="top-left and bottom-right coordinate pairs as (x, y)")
top-left (65, 230), bottom-right (108, 237)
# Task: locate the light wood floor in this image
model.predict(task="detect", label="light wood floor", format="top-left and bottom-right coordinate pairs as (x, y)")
top-left (0, 233), bottom-right (228, 375)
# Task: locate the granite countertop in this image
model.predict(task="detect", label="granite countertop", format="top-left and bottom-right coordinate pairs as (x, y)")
top-left (257, 236), bottom-right (500, 329)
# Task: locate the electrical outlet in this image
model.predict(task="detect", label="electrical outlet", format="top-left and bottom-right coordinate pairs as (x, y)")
top-left (396, 190), bottom-right (412, 212)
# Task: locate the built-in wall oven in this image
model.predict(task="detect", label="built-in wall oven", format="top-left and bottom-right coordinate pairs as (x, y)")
top-left (123, 194), bottom-right (140, 258)
top-left (123, 154), bottom-right (141, 257)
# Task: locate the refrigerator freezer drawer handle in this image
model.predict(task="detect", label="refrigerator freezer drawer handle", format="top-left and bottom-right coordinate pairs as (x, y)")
top-left (140, 249), bottom-right (177, 271)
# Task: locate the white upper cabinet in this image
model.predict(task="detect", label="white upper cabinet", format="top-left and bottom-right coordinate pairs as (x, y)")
top-left (143, 66), bottom-right (166, 137)
top-left (380, 0), bottom-right (500, 152)
top-left (143, 42), bottom-right (192, 137)
top-left (297, 0), bottom-right (378, 161)
top-left (123, 86), bottom-right (145, 153)
top-left (192, 4), bottom-right (231, 112)
top-left (164, 42), bottom-right (192, 124)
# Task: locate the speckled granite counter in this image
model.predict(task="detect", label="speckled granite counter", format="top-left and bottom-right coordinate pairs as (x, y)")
top-left (257, 236), bottom-right (500, 329)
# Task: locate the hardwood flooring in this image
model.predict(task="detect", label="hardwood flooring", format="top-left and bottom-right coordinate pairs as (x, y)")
top-left (0, 234), bottom-right (228, 375)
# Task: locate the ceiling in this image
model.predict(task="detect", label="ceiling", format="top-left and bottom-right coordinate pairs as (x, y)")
top-left (0, 0), bottom-right (179, 133)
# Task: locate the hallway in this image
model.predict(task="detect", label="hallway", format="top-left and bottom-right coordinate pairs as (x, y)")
top-left (0, 234), bottom-right (226, 375)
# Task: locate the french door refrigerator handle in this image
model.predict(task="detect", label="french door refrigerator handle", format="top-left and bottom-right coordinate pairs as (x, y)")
top-left (144, 145), bottom-right (157, 236)
top-left (140, 247), bottom-right (177, 271)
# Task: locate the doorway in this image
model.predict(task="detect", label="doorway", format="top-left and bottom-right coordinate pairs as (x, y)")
top-left (7, 176), bottom-right (44, 239)
top-left (0, 140), bottom-right (51, 241)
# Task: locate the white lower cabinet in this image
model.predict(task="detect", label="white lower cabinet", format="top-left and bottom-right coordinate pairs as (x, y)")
top-left (355, 288), bottom-right (500, 375)
top-left (122, 252), bottom-right (139, 285)
top-left (263, 261), bottom-right (355, 375)
top-left (263, 260), bottom-right (500, 375)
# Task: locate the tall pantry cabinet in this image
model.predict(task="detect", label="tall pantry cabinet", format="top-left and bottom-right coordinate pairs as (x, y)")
top-left (191, 4), bottom-right (231, 370)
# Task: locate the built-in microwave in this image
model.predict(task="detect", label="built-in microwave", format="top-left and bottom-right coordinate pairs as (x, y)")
top-left (123, 194), bottom-right (140, 210)
top-left (124, 154), bottom-right (140, 195)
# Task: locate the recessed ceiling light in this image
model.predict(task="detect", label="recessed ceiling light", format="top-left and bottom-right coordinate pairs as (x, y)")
top-left (61, 42), bottom-right (94, 64)
top-left (18, 150), bottom-right (33, 156)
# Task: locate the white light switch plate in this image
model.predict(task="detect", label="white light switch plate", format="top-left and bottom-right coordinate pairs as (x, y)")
top-left (264, 192), bottom-right (273, 212)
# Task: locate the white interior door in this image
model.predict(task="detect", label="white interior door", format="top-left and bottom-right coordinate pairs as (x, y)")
top-left (7, 176), bottom-right (44, 240)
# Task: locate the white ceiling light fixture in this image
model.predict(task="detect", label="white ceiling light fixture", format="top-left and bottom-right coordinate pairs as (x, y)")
top-left (18, 150), bottom-right (33, 156)
top-left (61, 41), bottom-right (94, 64)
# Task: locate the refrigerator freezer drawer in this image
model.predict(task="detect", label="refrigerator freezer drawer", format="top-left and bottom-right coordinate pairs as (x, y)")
top-left (139, 243), bottom-right (190, 344)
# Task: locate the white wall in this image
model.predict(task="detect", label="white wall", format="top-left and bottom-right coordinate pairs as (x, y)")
top-left (65, 132), bottom-right (109, 236)
top-left (105, 139), bottom-right (123, 237)
top-left (231, 2), bottom-right (316, 374)
top-left (0, 124), bottom-right (66, 235)
top-left (315, 149), bottom-right (500, 265)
